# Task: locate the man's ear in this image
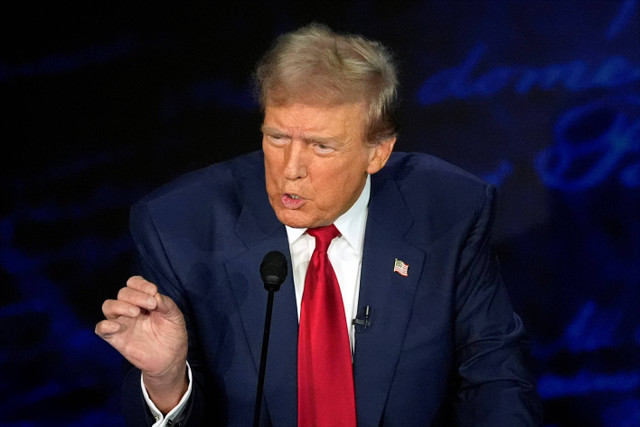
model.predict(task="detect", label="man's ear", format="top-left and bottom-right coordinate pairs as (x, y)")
top-left (366, 136), bottom-right (396, 175)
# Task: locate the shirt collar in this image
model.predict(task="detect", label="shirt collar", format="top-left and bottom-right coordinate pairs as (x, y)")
top-left (285, 174), bottom-right (371, 251)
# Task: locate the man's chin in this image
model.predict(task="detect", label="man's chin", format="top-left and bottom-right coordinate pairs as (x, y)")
top-left (276, 213), bottom-right (310, 229)
top-left (274, 209), bottom-right (320, 229)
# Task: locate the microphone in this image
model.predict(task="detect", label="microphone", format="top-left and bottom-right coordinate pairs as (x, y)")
top-left (260, 251), bottom-right (287, 292)
top-left (254, 251), bottom-right (288, 427)
top-left (352, 305), bottom-right (372, 333)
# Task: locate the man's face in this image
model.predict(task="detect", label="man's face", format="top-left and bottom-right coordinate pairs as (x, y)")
top-left (262, 102), bottom-right (395, 229)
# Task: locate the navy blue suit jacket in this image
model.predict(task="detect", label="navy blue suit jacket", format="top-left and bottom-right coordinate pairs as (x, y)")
top-left (121, 150), bottom-right (542, 426)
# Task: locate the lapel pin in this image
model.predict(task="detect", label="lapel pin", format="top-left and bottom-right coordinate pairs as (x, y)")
top-left (393, 258), bottom-right (409, 277)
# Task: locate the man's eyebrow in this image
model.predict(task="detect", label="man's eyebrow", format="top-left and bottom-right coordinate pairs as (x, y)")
top-left (304, 135), bottom-right (337, 145)
top-left (261, 126), bottom-right (285, 135)
top-left (261, 126), bottom-right (337, 144)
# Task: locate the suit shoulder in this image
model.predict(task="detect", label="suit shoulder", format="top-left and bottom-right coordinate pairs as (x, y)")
top-left (135, 150), bottom-right (264, 210)
top-left (369, 152), bottom-right (496, 250)
top-left (129, 150), bottom-right (265, 241)
top-left (382, 151), bottom-right (490, 196)
top-left (374, 152), bottom-right (496, 243)
top-left (129, 150), bottom-right (266, 255)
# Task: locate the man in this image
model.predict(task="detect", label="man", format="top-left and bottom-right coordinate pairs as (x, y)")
top-left (96, 23), bottom-right (542, 426)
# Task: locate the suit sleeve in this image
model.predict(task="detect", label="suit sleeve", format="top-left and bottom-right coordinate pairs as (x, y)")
top-left (119, 201), bottom-right (206, 427)
top-left (452, 184), bottom-right (543, 426)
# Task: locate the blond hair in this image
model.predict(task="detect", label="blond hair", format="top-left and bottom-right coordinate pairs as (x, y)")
top-left (254, 23), bottom-right (398, 144)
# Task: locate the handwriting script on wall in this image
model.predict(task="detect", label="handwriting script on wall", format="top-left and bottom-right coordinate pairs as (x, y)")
top-left (417, 0), bottom-right (639, 191)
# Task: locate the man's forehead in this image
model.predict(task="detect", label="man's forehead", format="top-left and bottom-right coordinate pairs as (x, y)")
top-left (262, 102), bottom-right (367, 139)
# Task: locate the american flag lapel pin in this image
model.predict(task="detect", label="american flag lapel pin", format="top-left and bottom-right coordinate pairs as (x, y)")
top-left (393, 258), bottom-right (409, 277)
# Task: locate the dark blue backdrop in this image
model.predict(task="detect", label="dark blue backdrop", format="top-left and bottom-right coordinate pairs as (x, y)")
top-left (2, 1), bottom-right (638, 426)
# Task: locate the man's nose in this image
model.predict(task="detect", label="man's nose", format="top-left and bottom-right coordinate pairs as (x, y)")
top-left (283, 141), bottom-right (307, 180)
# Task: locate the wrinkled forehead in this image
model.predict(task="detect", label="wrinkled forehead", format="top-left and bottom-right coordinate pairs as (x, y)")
top-left (261, 99), bottom-right (370, 146)
top-left (264, 96), bottom-right (366, 129)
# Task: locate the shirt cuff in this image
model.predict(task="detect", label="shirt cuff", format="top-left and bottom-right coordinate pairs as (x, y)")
top-left (141, 361), bottom-right (193, 427)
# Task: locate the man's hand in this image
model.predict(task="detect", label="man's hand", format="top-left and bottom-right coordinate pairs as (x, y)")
top-left (95, 276), bottom-right (188, 413)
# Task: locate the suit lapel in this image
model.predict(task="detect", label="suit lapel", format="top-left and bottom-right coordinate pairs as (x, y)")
top-left (223, 163), bottom-right (299, 426)
top-left (354, 176), bottom-right (426, 426)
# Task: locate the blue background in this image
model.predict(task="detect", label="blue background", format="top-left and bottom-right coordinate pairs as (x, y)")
top-left (2, 1), bottom-right (638, 425)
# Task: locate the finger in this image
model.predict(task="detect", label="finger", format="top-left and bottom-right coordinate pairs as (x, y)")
top-left (95, 320), bottom-right (137, 360)
top-left (95, 319), bottom-right (125, 337)
top-left (153, 292), bottom-right (181, 317)
top-left (117, 286), bottom-right (158, 311)
top-left (126, 276), bottom-right (158, 296)
top-left (102, 298), bottom-right (142, 319)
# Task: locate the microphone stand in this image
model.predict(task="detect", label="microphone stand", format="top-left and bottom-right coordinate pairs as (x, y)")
top-left (254, 251), bottom-right (286, 427)
top-left (254, 288), bottom-right (275, 427)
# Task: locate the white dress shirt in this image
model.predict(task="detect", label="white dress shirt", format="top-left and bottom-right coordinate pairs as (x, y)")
top-left (286, 174), bottom-right (370, 352)
top-left (145, 176), bottom-right (371, 426)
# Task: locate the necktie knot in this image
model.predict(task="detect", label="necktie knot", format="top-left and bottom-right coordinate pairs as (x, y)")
top-left (307, 224), bottom-right (340, 253)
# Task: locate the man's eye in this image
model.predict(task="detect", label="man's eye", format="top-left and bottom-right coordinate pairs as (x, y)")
top-left (314, 143), bottom-right (335, 154)
top-left (267, 135), bottom-right (287, 144)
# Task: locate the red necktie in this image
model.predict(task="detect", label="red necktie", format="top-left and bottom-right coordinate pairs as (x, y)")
top-left (298, 224), bottom-right (357, 427)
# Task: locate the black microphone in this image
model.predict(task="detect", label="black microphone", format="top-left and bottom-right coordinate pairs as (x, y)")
top-left (254, 251), bottom-right (288, 427)
top-left (352, 305), bottom-right (372, 333)
top-left (260, 251), bottom-right (287, 292)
